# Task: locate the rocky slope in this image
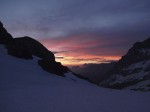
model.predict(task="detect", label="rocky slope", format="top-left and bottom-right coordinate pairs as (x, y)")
top-left (100, 38), bottom-right (150, 91)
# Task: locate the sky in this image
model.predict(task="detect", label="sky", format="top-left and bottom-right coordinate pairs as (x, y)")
top-left (0, 0), bottom-right (150, 66)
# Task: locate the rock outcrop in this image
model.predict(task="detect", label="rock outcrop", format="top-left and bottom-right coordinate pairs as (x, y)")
top-left (6, 36), bottom-right (55, 61)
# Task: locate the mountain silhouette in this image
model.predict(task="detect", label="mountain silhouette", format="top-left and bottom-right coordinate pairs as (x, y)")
top-left (0, 21), bottom-right (69, 76)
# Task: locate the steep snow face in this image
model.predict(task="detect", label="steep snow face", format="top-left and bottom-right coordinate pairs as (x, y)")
top-left (0, 45), bottom-right (150, 112)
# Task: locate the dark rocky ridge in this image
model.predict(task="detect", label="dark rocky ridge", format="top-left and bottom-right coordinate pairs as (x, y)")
top-left (100, 38), bottom-right (150, 91)
top-left (114, 38), bottom-right (150, 71)
top-left (6, 36), bottom-right (55, 61)
top-left (0, 21), bottom-right (69, 76)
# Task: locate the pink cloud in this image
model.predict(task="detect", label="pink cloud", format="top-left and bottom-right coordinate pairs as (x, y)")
top-left (39, 34), bottom-right (129, 65)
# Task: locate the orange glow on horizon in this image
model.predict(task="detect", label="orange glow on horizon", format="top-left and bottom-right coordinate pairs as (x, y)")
top-left (39, 35), bottom-right (124, 66)
top-left (55, 55), bottom-right (121, 66)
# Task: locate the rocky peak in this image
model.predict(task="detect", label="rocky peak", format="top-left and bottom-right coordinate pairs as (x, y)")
top-left (116, 37), bottom-right (150, 70)
top-left (0, 21), bottom-right (13, 44)
top-left (100, 38), bottom-right (150, 91)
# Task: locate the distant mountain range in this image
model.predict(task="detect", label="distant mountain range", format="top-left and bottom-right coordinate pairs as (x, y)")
top-left (70, 62), bottom-right (116, 84)
top-left (100, 38), bottom-right (150, 91)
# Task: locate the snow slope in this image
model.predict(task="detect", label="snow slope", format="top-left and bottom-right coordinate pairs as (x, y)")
top-left (101, 61), bottom-right (150, 91)
top-left (0, 45), bottom-right (150, 112)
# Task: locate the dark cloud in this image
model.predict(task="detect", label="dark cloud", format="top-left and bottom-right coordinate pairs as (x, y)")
top-left (53, 51), bottom-right (69, 54)
top-left (0, 0), bottom-right (150, 39)
top-left (55, 57), bottom-right (64, 59)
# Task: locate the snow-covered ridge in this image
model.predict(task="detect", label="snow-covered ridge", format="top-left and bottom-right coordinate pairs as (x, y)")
top-left (0, 21), bottom-right (70, 77)
top-left (0, 45), bottom-right (90, 85)
top-left (100, 38), bottom-right (150, 91)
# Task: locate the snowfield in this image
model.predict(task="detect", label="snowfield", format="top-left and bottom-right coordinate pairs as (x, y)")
top-left (0, 45), bottom-right (150, 112)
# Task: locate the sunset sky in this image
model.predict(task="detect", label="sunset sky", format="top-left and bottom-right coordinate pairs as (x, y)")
top-left (0, 0), bottom-right (150, 66)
